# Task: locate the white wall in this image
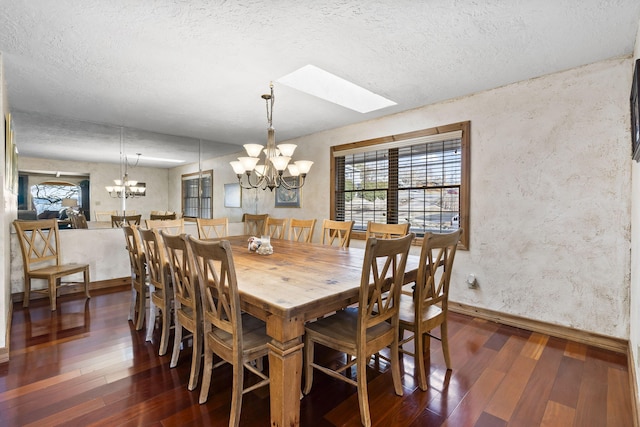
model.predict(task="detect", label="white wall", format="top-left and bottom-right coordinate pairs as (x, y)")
top-left (0, 52), bottom-right (12, 354)
top-left (629, 15), bottom-right (640, 412)
top-left (174, 57), bottom-right (632, 339)
top-left (18, 157), bottom-right (170, 220)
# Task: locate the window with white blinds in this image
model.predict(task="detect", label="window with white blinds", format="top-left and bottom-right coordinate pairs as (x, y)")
top-left (331, 121), bottom-right (469, 249)
top-left (181, 170), bottom-right (213, 219)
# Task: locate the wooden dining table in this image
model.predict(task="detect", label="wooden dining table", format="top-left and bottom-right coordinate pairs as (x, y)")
top-left (224, 235), bottom-right (418, 427)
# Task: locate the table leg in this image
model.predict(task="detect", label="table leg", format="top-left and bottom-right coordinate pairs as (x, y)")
top-left (268, 337), bottom-right (304, 427)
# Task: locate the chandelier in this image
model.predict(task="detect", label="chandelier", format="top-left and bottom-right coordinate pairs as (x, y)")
top-left (105, 127), bottom-right (146, 198)
top-left (230, 82), bottom-right (313, 191)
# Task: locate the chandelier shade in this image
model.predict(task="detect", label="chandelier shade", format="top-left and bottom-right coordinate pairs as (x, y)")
top-left (230, 82), bottom-right (313, 191)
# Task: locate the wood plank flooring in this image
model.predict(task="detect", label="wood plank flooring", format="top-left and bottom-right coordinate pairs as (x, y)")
top-left (0, 287), bottom-right (634, 426)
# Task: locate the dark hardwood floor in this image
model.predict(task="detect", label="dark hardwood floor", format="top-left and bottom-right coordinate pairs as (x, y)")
top-left (0, 287), bottom-right (634, 426)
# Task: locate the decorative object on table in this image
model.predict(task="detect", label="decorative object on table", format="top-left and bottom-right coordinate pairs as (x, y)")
top-left (105, 127), bottom-right (146, 199)
top-left (275, 177), bottom-right (301, 208)
top-left (230, 82), bottom-right (313, 191)
top-left (247, 236), bottom-right (273, 255)
top-left (631, 58), bottom-right (640, 161)
top-left (257, 235), bottom-right (273, 255)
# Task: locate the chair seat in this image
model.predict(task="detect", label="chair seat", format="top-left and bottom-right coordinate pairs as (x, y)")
top-left (29, 263), bottom-right (89, 278)
top-left (397, 293), bottom-right (444, 325)
top-left (210, 314), bottom-right (270, 354)
top-left (305, 308), bottom-right (395, 353)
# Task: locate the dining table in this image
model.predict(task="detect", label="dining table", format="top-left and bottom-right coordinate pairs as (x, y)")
top-left (224, 235), bottom-right (419, 427)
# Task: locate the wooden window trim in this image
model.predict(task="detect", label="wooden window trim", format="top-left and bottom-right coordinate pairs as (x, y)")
top-left (330, 121), bottom-right (470, 249)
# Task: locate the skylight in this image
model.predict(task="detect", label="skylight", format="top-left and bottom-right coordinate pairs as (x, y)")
top-left (132, 155), bottom-right (185, 164)
top-left (277, 65), bottom-right (396, 114)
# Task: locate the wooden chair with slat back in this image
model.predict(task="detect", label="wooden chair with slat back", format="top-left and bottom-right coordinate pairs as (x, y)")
top-left (69, 211), bottom-right (88, 229)
top-left (243, 213), bottom-right (268, 236)
top-left (398, 229), bottom-right (463, 391)
top-left (303, 233), bottom-right (414, 427)
top-left (149, 213), bottom-right (177, 220)
top-left (288, 218), bottom-right (316, 243)
top-left (145, 218), bottom-right (185, 236)
top-left (111, 214), bottom-right (142, 228)
top-left (122, 225), bottom-right (147, 330)
top-left (321, 219), bottom-right (355, 248)
top-left (13, 219), bottom-right (91, 311)
top-left (138, 227), bottom-right (174, 356)
top-left (189, 236), bottom-right (271, 426)
top-left (196, 217), bottom-right (228, 239)
top-left (162, 231), bottom-right (202, 391)
top-left (265, 217), bottom-right (287, 239)
top-left (365, 221), bottom-right (410, 239)
top-left (95, 210), bottom-right (117, 222)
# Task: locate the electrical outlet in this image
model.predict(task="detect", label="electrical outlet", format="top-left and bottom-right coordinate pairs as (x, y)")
top-left (466, 273), bottom-right (478, 289)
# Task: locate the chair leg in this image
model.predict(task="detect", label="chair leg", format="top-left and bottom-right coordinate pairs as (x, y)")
top-left (356, 354), bottom-right (372, 427)
top-left (146, 298), bottom-right (156, 342)
top-left (390, 337), bottom-right (403, 397)
top-left (23, 278), bottom-right (31, 308)
top-left (229, 359), bottom-right (245, 427)
top-left (415, 331), bottom-right (427, 391)
top-left (441, 322), bottom-right (451, 370)
top-left (188, 325), bottom-right (202, 391)
top-left (135, 287), bottom-right (146, 331)
top-left (83, 267), bottom-right (91, 299)
top-left (303, 335), bottom-right (314, 395)
top-left (170, 321), bottom-right (182, 369)
top-left (159, 304), bottom-right (171, 356)
top-left (199, 348), bottom-right (213, 404)
top-left (49, 277), bottom-right (57, 311)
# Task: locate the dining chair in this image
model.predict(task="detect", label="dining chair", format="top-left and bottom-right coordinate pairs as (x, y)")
top-left (321, 219), bottom-right (355, 248)
top-left (122, 225), bottom-right (147, 330)
top-left (13, 219), bottom-right (91, 311)
top-left (188, 236), bottom-right (270, 426)
top-left (111, 214), bottom-right (142, 228)
top-left (196, 217), bottom-right (228, 239)
top-left (398, 229), bottom-right (462, 391)
top-left (162, 231), bottom-right (202, 391)
top-left (303, 233), bottom-right (414, 427)
top-left (243, 213), bottom-right (268, 236)
top-left (288, 218), bottom-right (317, 243)
top-left (95, 210), bottom-right (117, 221)
top-left (68, 211), bottom-right (88, 229)
top-left (265, 217), bottom-right (287, 239)
top-left (149, 213), bottom-right (177, 220)
top-left (138, 227), bottom-right (173, 356)
top-left (145, 218), bottom-right (185, 235)
top-left (365, 221), bottom-right (410, 239)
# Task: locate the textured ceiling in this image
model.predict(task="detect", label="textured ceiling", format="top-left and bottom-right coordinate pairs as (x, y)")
top-left (1, 1), bottom-right (639, 168)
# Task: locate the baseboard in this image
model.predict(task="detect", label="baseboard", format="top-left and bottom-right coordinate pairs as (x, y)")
top-left (11, 277), bottom-right (130, 303)
top-left (627, 346), bottom-right (640, 427)
top-left (448, 301), bottom-right (628, 354)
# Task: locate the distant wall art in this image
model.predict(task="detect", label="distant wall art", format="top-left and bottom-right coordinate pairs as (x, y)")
top-left (5, 113), bottom-right (17, 194)
top-left (275, 177), bottom-right (301, 208)
top-left (631, 59), bottom-right (640, 161)
top-left (224, 182), bottom-right (242, 208)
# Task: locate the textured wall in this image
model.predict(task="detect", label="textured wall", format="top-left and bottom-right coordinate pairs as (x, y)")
top-left (184, 57), bottom-right (632, 338)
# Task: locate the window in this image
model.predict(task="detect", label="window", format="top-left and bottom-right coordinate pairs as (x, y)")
top-left (181, 170), bottom-right (213, 219)
top-left (331, 121), bottom-right (469, 249)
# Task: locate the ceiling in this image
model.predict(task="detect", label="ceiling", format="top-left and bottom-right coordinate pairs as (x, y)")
top-left (1, 1), bottom-right (639, 168)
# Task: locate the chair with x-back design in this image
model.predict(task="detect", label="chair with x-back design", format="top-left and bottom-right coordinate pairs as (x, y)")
top-left (13, 219), bottom-right (90, 311)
